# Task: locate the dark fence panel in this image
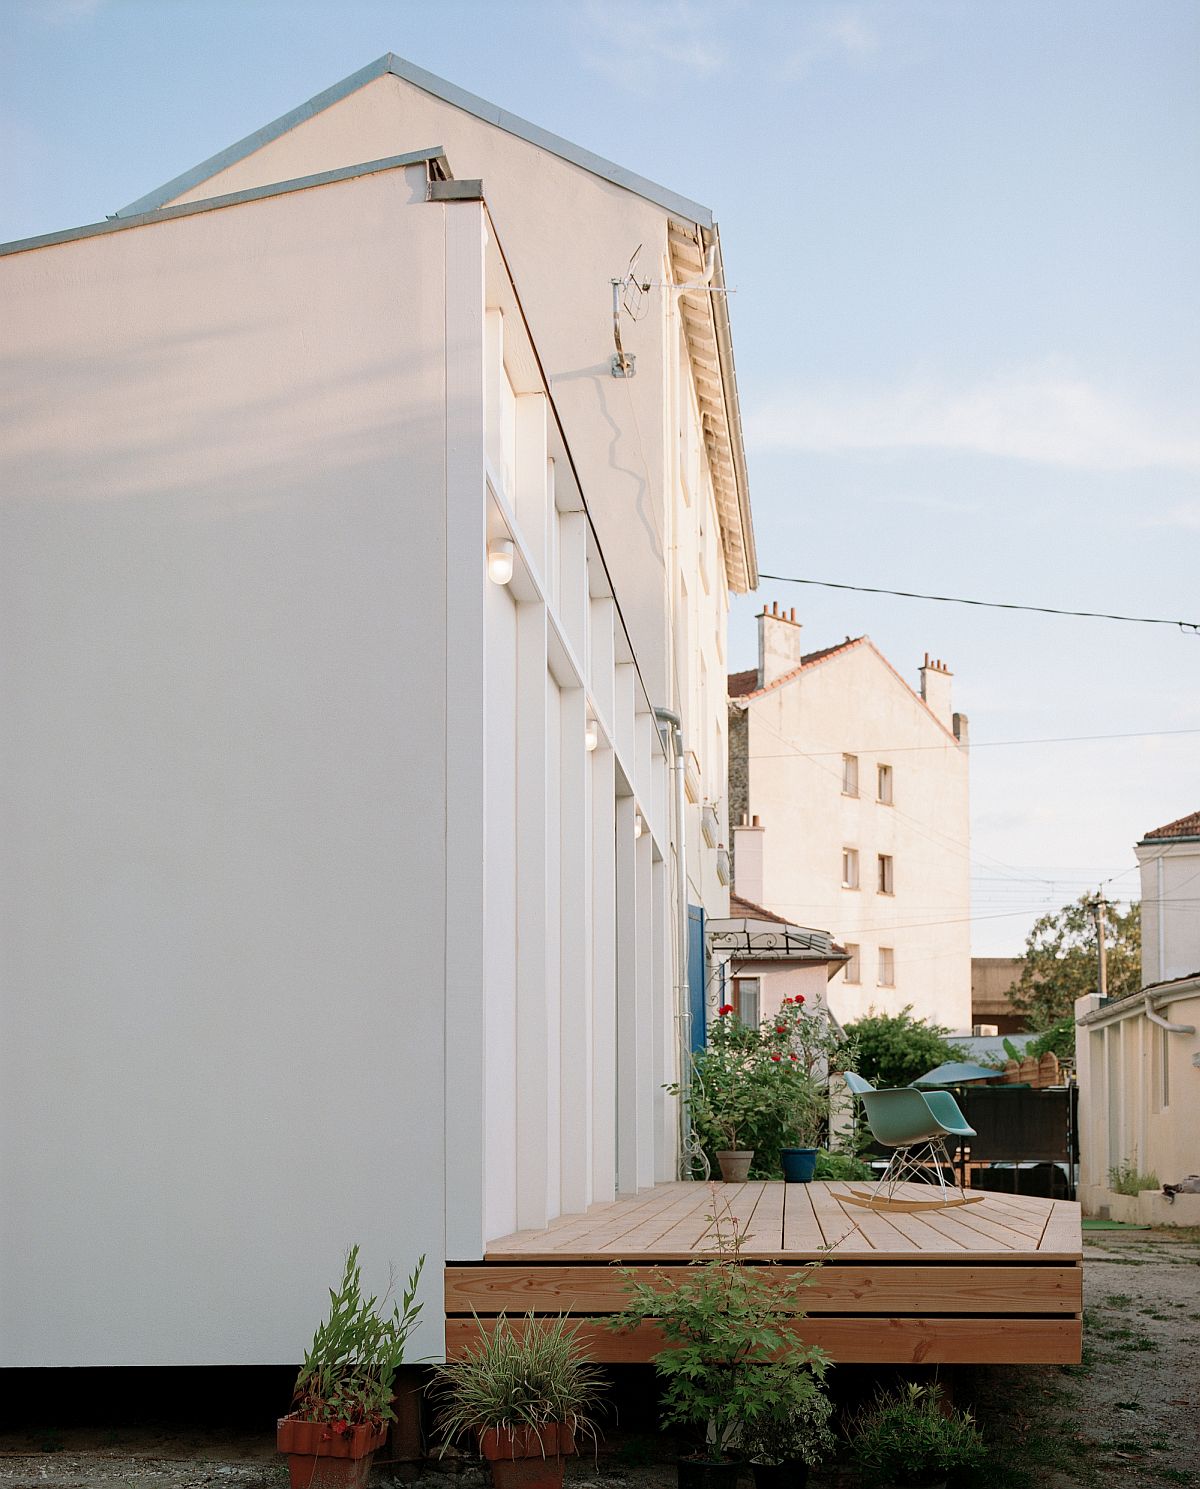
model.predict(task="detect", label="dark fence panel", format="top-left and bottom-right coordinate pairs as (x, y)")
top-left (954, 1086), bottom-right (1075, 1162)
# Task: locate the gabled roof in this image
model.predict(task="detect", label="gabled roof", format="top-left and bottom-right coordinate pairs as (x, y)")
top-left (116, 53), bottom-right (713, 225)
top-left (1142, 810), bottom-right (1200, 842)
top-left (728, 634), bottom-right (960, 743)
top-left (727, 637), bottom-right (865, 700)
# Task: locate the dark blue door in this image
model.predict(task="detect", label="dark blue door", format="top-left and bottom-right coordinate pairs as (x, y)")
top-left (687, 904), bottom-right (706, 1053)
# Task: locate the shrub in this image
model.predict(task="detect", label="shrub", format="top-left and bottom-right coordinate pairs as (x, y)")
top-left (608, 1193), bottom-right (828, 1460)
top-left (844, 1007), bottom-right (965, 1089)
top-left (679, 999), bottom-right (854, 1176)
top-left (742, 1389), bottom-right (836, 1467)
top-left (1108, 1162), bottom-right (1159, 1196)
top-left (848, 1382), bottom-right (986, 1485)
top-left (813, 1148), bottom-right (874, 1181)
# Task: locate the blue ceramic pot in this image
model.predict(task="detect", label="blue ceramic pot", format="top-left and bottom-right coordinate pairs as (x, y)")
top-left (780, 1147), bottom-right (818, 1183)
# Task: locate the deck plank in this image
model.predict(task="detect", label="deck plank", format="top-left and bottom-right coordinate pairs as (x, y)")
top-left (444, 1314), bottom-right (1083, 1366)
top-left (445, 1263), bottom-right (1081, 1315)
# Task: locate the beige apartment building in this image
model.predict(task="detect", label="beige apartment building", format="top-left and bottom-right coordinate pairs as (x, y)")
top-left (729, 604), bottom-right (971, 1031)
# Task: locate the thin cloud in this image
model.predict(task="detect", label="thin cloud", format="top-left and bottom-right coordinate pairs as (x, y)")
top-left (747, 367), bottom-right (1200, 473)
top-left (575, 0), bottom-right (728, 94)
top-left (27, 0), bottom-right (106, 25)
top-left (784, 5), bottom-right (883, 78)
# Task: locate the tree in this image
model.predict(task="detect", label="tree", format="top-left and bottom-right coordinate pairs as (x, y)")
top-left (843, 1007), bottom-right (964, 1089)
top-left (1010, 895), bottom-right (1140, 1029)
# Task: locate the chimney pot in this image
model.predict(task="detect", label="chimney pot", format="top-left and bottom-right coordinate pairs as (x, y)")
top-left (789, 607), bottom-right (796, 622)
top-left (752, 814), bottom-right (761, 827)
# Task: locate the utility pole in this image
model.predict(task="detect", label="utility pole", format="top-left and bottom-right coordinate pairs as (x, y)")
top-left (1089, 890), bottom-right (1109, 1000)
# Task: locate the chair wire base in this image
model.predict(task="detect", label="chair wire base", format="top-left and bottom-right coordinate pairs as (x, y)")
top-left (877, 1138), bottom-right (963, 1203)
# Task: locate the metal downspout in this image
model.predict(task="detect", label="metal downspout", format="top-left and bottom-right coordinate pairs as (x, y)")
top-left (653, 705), bottom-right (691, 1175)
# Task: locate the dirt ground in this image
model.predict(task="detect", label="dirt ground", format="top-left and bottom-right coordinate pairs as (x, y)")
top-left (1, 1227), bottom-right (1196, 1489)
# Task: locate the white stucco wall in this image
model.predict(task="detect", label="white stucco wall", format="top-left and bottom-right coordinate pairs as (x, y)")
top-left (1138, 837), bottom-right (1200, 985)
top-left (741, 640), bottom-right (971, 1031)
top-left (1076, 984), bottom-right (1200, 1214)
top-left (0, 166), bottom-right (451, 1365)
top-left (145, 69), bottom-right (734, 923)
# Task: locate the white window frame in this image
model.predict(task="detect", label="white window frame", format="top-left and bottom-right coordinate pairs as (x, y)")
top-left (734, 976), bottom-right (761, 1028)
top-left (842, 753), bottom-right (859, 797)
top-left (844, 943), bottom-right (861, 984)
top-left (877, 853), bottom-right (894, 895)
top-left (878, 947), bottom-right (895, 986)
top-left (842, 847), bottom-right (860, 890)
top-left (877, 763), bottom-right (893, 805)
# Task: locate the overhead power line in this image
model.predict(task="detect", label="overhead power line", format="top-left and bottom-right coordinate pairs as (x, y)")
top-left (757, 573), bottom-right (1200, 633)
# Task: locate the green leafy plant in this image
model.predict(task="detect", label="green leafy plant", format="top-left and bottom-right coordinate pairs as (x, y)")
top-left (431, 1313), bottom-right (606, 1451)
top-left (742, 1389), bottom-right (836, 1467)
top-left (1108, 1162), bottom-right (1159, 1196)
top-left (678, 998), bottom-right (854, 1174)
top-left (848, 1382), bottom-right (986, 1485)
top-left (844, 1007), bottom-right (965, 1090)
top-left (608, 1191), bottom-right (828, 1460)
top-left (1011, 895), bottom-right (1140, 1028)
top-left (1026, 1017), bottom-right (1076, 1062)
top-left (290, 1244), bottom-right (424, 1431)
top-left (812, 1148), bottom-right (874, 1181)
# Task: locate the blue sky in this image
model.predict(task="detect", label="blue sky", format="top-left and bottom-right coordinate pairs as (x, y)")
top-left (3, 0), bottom-right (1197, 957)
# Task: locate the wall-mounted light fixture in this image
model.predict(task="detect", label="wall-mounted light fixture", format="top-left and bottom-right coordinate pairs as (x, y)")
top-left (585, 718), bottom-right (599, 752)
top-left (487, 538), bottom-right (515, 585)
top-left (633, 810), bottom-right (644, 839)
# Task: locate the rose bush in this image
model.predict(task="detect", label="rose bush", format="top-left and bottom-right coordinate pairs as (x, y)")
top-left (675, 997), bottom-right (855, 1177)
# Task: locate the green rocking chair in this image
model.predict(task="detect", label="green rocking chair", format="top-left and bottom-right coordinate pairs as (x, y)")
top-left (841, 1072), bottom-right (984, 1212)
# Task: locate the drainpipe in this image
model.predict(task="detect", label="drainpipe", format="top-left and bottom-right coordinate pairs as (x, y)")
top-left (1145, 1000), bottom-right (1196, 1035)
top-left (653, 705), bottom-right (692, 1172)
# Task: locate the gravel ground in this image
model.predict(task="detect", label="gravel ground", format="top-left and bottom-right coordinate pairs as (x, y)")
top-left (2, 1228), bottom-right (1195, 1489)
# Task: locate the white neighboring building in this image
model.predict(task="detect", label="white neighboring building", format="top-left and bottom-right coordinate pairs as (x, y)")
top-left (729, 604), bottom-right (971, 1031)
top-left (1076, 809), bottom-right (1200, 1225)
top-left (0, 58), bottom-right (755, 1368)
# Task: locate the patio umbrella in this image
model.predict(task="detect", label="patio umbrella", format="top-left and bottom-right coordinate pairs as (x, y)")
top-left (912, 1060), bottom-right (1004, 1086)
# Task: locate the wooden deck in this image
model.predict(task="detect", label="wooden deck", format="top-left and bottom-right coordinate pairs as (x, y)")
top-left (445, 1181), bottom-right (1082, 1365)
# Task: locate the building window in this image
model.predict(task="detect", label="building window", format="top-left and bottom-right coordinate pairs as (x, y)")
top-left (844, 944), bottom-right (861, 984)
top-left (732, 977), bottom-right (761, 1028)
top-left (877, 854), bottom-right (894, 895)
top-left (877, 763), bottom-right (893, 804)
top-left (842, 753), bottom-right (859, 796)
top-left (842, 847), bottom-right (860, 890)
top-left (878, 947), bottom-right (895, 986)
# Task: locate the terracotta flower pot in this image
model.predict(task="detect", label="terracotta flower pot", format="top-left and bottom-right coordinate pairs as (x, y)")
top-left (716, 1149), bottom-right (754, 1181)
top-left (479, 1423), bottom-right (576, 1489)
top-left (276, 1414), bottom-right (387, 1489)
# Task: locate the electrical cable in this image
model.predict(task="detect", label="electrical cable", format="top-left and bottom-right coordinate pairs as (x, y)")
top-left (756, 573), bottom-right (1200, 633)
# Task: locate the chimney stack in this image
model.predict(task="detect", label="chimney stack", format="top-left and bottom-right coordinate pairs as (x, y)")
top-left (919, 654), bottom-right (954, 729)
top-left (732, 815), bottom-right (765, 905)
top-left (757, 602), bottom-right (803, 688)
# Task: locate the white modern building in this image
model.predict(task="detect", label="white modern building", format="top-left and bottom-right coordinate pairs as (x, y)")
top-left (1076, 809), bottom-right (1200, 1225)
top-left (728, 604), bottom-right (971, 1030)
top-left (0, 57), bottom-right (756, 1368)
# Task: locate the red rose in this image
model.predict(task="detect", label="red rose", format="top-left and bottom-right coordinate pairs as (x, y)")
top-left (796, 994), bottom-right (806, 1004)
top-left (789, 1053), bottom-right (798, 1062)
top-left (775, 1025), bottom-right (786, 1033)
top-left (718, 1004), bottom-right (733, 1016)
top-left (770, 1053), bottom-right (781, 1062)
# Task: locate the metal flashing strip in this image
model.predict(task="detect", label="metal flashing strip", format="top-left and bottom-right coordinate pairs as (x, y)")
top-left (114, 52), bottom-right (713, 229)
top-left (382, 55), bottom-right (713, 228)
top-left (428, 178), bottom-right (483, 201)
top-left (0, 149), bottom-right (448, 259)
top-left (115, 55), bottom-right (395, 217)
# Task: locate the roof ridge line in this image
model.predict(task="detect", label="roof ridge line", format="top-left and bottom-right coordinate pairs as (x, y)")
top-left (114, 52), bottom-right (714, 227)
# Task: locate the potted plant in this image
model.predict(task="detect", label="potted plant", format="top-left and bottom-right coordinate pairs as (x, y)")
top-left (847, 1382), bottom-right (986, 1488)
top-left (610, 1192), bottom-right (828, 1489)
top-left (743, 1389), bottom-right (836, 1489)
top-left (278, 1244), bottom-right (424, 1489)
top-left (677, 1000), bottom-right (856, 1181)
top-left (432, 1312), bottom-right (606, 1489)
